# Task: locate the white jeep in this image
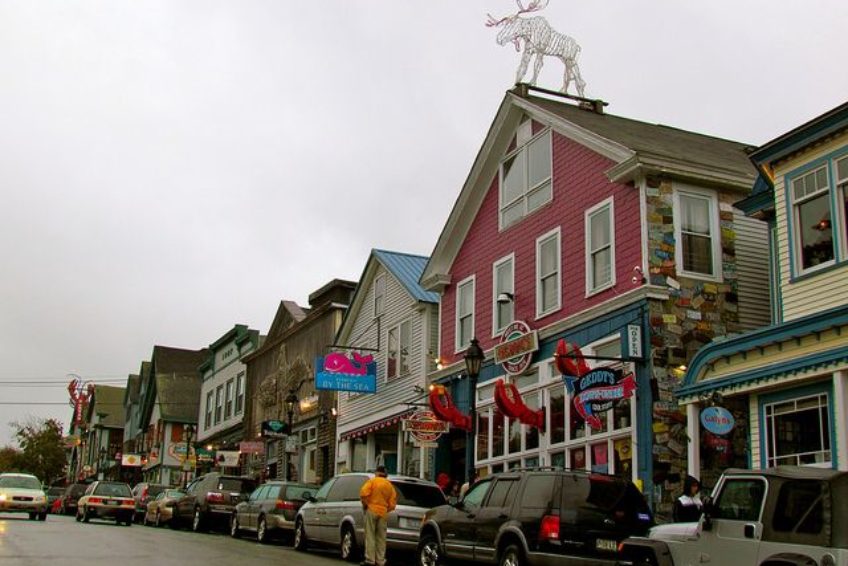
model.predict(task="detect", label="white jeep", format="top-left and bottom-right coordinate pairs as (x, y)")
top-left (621, 466), bottom-right (848, 566)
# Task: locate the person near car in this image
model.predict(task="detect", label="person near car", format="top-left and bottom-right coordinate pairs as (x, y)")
top-left (672, 475), bottom-right (703, 522)
top-left (359, 465), bottom-right (397, 566)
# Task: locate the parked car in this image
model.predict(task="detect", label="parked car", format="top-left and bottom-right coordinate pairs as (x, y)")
top-left (0, 472), bottom-right (48, 520)
top-left (171, 472), bottom-right (257, 532)
top-left (76, 480), bottom-right (135, 525)
top-left (131, 482), bottom-right (167, 523)
top-left (230, 481), bottom-right (318, 543)
top-left (58, 482), bottom-right (89, 516)
top-left (621, 466), bottom-right (848, 566)
top-left (294, 472), bottom-right (446, 562)
top-left (46, 485), bottom-right (65, 513)
top-left (418, 468), bottom-right (654, 566)
top-left (142, 488), bottom-right (185, 527)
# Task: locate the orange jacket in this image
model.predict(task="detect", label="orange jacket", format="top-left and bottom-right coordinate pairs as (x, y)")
top-left (359, 475), bottom-right (397, 518)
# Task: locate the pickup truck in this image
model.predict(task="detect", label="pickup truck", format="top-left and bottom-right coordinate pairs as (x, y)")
top-left (621, 466), bottom-right (848, 566)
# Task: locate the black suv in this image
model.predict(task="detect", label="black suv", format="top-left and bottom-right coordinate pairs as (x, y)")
top-left (418, 468), bottom-right (654, 566)
top-left (171, 473), bottom-right (256, 532)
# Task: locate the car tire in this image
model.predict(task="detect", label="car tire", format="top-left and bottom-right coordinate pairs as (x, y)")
top-left (28, 513), bottom-right (36, 520)
top-left (82, 506), bottom-right (91, 523)
top-left (170, 513), bottom-right (180, 530)
top-left (498, 544), bottom-right (525, 566)
top-left (230, 514), bottom-right (241, 538)
top-left (38, 512), bottom-right (47, 521)
top-left (155, 510), bottom-right (162, 528)
top-left (340, 524), bottom-right (359, 562)
top-left (418, 534), bottom-right (443, 566)
top-left (192, 507), bottom-right (205, 532)
top-left (125, 517), bottom-right (133, 526)
top-left (293, 519), bottom-right (308, 551)
top-left (257, 516), bottom-right (268, 544)
top-left (75, 510), bottom-right (82, 522)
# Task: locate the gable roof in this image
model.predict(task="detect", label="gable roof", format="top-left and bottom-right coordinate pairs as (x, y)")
top-left (88, 385), bottom-right (126, 428)
top-left (421, 85), bottom-right (757, 289)
top-left (373, 249), bottom-right (439, 304)
top-left (156, 373), bottom-right (202, 423)
top-left (266, 300), bottom-right (309, 340)
top-left (123, 374), bottom-right (140, 405)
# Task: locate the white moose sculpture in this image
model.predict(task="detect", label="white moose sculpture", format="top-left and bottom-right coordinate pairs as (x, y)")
top-left (487, 0), bottom-right (587, 98)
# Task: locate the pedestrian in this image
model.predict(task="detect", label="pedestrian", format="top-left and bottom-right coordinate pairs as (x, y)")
top-left (446, 481), bottom-right (461, 504)
top-left (672, 475), bottom-right (703, 522)
top-left (359, 465), bottom-right (397, 566)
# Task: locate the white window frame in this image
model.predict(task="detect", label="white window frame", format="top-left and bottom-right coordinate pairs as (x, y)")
top-left (235, 372), bottom-right (245, 415)
top-left (536, 227), bottom-right (562, 318)
top-left (455, 275), bottom-right (476, 353)
top-left (673, 184), bottom-right (722, 281)
top-left (764, 393), bottom-right (832, 468)
top-left (791, 164), bottom-right (835, 275)
top-left (224, 378), bottom-right (234, 420)
top-left (837, 156), bottom-right (848, 259)
top-left (204, 390), bottom-right (213, 430)
top-left (374, 275), bottom-right (386, 318)
top-left (498, 123), bottom-right (553, 230)
top-left (214, 385), bottom-right (223, 425)
top-left (386, 319), bottom-right (411, 380)
top-left (585, 197), bottom-right (616, 296)
top-left (492, 254), bottom-right (515, 336)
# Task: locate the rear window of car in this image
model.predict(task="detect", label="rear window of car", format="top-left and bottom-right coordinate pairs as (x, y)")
top-left (48, 487), bottom-right (65, 496)
top-left (561, 475), bottom-right (652, 528)
top-left (393, 482), bottom-right (446, 508)
top-left (0, 475), bottom-right (41, 490)
top-left (218, 478), bottom-right (256, 493)
top-left (147, 485), bottom-right (166, 497)
top-left (285, 484), bottom-right (317, 501)
top-left (94, 483), bottom-right (132, 497)
top-left (67, 484), bottom-right (88, 497)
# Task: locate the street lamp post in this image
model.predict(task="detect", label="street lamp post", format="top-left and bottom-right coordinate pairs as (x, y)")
top-left (464, 338), bottom-right (484, 486)
top-left (284, 392), bottom-right (298, 481)
top-left (182, 424), bottom-right (195, 488)
top-left (98, 447), bottom-right (107, 481)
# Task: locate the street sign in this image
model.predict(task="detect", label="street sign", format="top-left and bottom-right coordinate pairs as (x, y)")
top-left (402, 410), bottom-right (449, 443)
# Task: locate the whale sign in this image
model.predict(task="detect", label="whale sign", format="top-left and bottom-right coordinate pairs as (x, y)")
top-left (700, 406), bottom-right (735, 436)
top-left (315, 352), bottom-right (377, 393)
top-left (563, 368), bottom-right (636, 430)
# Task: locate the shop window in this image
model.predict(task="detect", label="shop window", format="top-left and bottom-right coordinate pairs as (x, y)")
top-left (204, 391), bottom-right (213, 430)
top-left (524, 456), bottom-right (539, 469)
top-left (765, 393), bottom-right (831, 467)
top-left (591, 442), bottom-right (608, 474)
top-left (224, 379), bottom-right (234, 420)
top-left (477, 410), bottom-right (489, 462)
top-left (791, 165), bottom-right (834, 272)
top-left (492, 255), bottom-right (515, 334)
top-left (613, 397), bottom-right (631, 430)
top-left (570, 446), bottom-right (586, 470)
top-left (549, 386), bottom-right (565, 444)
top-left (215, 385), bottom-right (223, 424)
top-left (550, 451), bottom-right (565, 469)
top-left (499, 125), bottom-right (552, 229)
top-left (524, 394), bottom-right (539, 451)
top-left (508, 415), bottom-right (522, 454)
top-left (613, 438), bottom-right (633, 479)
top-left (492, 407), bottom-right (505, 458)
top-left (235, 372), bottom-right (245, 415)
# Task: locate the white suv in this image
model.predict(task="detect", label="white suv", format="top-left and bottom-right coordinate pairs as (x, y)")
top-left (0, 473), bottom-right (48, 520)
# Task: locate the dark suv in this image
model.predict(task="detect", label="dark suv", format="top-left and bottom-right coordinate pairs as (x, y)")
top-left (171, 473), bottom-right (256, 532)
top-left (58, 482), bottom-right (90, 516)
top-left (418, 468), bottom-right (654, 566)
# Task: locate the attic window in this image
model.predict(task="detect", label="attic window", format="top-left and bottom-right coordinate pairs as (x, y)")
top-left (499, 122), bottom-right (552, 230)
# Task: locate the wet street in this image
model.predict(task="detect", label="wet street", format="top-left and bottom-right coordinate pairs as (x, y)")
top-left (0, 512), bottom-right (352, 566)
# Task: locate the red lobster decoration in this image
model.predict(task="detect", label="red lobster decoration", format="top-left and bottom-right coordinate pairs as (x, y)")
top-left (68, 377), bottom-right (94, 427)
top-left (428, 384), bottom-right (471, 431)
top-left (494, 379), bottom-right (545, 431)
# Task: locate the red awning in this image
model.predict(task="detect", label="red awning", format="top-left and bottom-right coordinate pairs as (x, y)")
top-left (339, 410), bottom-right (415, 442)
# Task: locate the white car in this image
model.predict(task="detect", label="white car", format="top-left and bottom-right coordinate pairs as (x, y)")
top-left (0, 473), bottom-right (48, 520)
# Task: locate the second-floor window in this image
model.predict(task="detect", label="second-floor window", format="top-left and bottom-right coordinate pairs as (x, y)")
top-left (492, 255), bottom-right (514, 334)
top-left (586, 198), bottom-right (615, 294)
top-left (235, 372), bottom-right (245, 415)
top-left (674, 186), bottom-right (721, 280)
top-left (224, 379), bottom-right (234, 420)
top-left (374, 275), bottom-right (385, 317)
top-left (536, 228), bottom-right (561, 317)
top-left (456, 276), bottom-right (475, 351)
top-left (499, 123), bottom-right (552, 229)
top-left (792, 164), bottom-right (834, 272)
top-left (387, 320), bottom-right (411, 379)
top-left (204, 391), bottom-right (213, 430)
top-left (214, 385), bottom-right (223, 425)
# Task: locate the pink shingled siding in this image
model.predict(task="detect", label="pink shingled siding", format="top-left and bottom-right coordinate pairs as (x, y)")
top-left (440, 131), bottom-right (642, 364)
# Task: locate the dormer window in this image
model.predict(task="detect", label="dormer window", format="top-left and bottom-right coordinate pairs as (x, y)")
top-left (499, 121), bottom-right (552, 229)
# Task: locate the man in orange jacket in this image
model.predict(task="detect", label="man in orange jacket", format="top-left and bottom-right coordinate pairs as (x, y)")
top-left (359, 465), bottom-right (397, 566)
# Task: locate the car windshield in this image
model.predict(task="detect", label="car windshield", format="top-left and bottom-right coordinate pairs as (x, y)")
top-left (218, 478), bottom-right (255, 493)
top-left (94, 483), bottom-right (132, 497)
top-left (0, 476), bottom-right (41, 490)
top-left (393, 482), bottom-right (446, 508)
top-left (284, 484), bottom-right (318, 501)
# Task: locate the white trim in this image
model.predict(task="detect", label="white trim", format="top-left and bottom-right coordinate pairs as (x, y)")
top-left (535, 227), bottom-right (562, 318)
top-left (491, 253), bottom-right (516, 337)
top-left (673, 183), bottom-right (723, 282)
top-left (584, 196), bottom-right (617, 297)
top-left (791, 163), bottom-right (836, 275)
top-left (638, 178), bottom-right (650, 288)
top-left (455, 274), bottom-right (476, 353)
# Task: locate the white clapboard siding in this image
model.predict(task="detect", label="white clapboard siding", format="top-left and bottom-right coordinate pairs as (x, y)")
top-left (734, 211), bottom-right (772, 331)
top-left (749, 394), bottom-right (760, 469)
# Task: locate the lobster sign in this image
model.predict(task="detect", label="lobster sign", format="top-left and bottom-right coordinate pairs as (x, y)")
top-left (554, 339), bottom-right (635, 430)
top-left (315, 352), bottom-right (377, 393)
top-left (494, 379), bottom-right (545, 430)
top-left (428, 385), bottom-right (472, 431)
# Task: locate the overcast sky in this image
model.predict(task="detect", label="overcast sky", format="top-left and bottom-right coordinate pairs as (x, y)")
top-left (1, 0), bottom-right (846, 447)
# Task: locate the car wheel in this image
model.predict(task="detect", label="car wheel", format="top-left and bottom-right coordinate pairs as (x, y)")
top-left (340, 524), bottom-right (359, 562)
top-left (191, 507), bottom-right (205, 532)
top-left (28, 513), bottom-right (36, 520)
top-left (230, 514), bottom-right (241, 538)
top-left (38, 512), bottom-right (47, 521)
top-left (75, 510), bottom-right (82, 522)
top-left (418, 534), bottom-right (442, 566)
top-left (125, 517), bottom-right (133, 526)
top-left (170, 512), bottom-right (180, 530)
top-left (82, 506), bottom-right (91, 523)
top-left (498, 544), bottom-right (525, 566)
top-left (293, 519), bottom-right (308, 551)
top-left (154, 510), bottom-right (162, 528)
top-left (257, 516), bottom-right (268, 543)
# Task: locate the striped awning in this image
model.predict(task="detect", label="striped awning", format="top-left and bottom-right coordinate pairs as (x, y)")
top-left (339, 410), bottom-right (415, 442)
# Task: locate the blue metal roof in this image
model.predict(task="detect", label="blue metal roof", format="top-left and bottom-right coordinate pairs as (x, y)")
top-left (373, 249), bottom-right (439, 304)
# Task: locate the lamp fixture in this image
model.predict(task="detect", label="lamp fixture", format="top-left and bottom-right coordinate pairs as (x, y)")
top-left (496, 292), bottom-right (515, 304)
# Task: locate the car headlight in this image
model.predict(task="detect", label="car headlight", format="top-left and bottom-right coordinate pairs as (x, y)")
top-left (0, 494), bottom-right (6, 502)
top-left (35, 495), bottom-right (46, 502)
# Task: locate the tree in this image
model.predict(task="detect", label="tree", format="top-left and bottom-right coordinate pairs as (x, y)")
top-left (11, 418), bottom-right (66, 484)
top-left (0, 446), bottom-right (24, 473)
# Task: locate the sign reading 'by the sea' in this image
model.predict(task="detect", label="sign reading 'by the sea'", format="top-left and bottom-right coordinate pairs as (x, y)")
top-left (315, 352), bottom-right (377, 393)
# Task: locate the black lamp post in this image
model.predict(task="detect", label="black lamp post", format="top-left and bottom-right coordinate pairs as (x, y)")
top-left (98, 447), bottom-right (107, 480)
top-left (284, 391), bottom-right (299, 481)
top-left (464, 338), bottom-right (484, 485)
top-left (183, 424), bottom-right (195, 488)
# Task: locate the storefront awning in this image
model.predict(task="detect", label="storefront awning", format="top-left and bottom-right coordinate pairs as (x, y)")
top-left (339, 409), bottom-right (415, 442)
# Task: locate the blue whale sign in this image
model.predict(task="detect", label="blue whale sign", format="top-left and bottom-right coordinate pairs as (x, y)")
top-left (700, 406), bottom-right (735, 435)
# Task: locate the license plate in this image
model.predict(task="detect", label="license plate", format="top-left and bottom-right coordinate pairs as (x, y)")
top-left (596, 538), bottom-right (617, 552)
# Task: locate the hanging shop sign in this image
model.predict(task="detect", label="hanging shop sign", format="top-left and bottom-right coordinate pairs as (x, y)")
top-left (700, 406), bottom-right (735, 436)
top-left (555, 340), bottom-right (636, 430)
top-left (261, 419), bottom-right (289, 438)
top-left (428, 385), bottom-right (471, 431)
top-left (215, 450), bottom-right (240, 467)
top-left (494, 379), bottom-right (545, 430)
top-left (239, 440), bottom-right (265, 455)
top-left (402, 410), bottom-right (450, 443)
top-left (315, 352), bottom-right (377, 393)
top-left (624, 324), bottom-right (643, 360)
top-left (121, 453), bottom-right (142, 467)
top-left (494, 321), bottom-right (539, 375)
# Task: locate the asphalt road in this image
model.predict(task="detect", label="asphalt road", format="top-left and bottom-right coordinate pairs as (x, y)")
top-left (0, 512), bottom-right (350, 566)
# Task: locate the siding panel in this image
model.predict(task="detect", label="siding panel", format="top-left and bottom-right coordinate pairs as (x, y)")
top-left (734, 211), bottom-right (771, 331)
